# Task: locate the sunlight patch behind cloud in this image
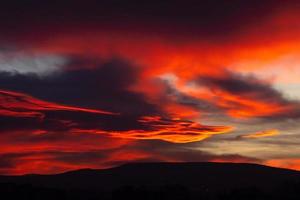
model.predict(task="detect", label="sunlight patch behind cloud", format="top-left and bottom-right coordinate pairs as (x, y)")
top-left (0, 51), bottom-right (67, 76)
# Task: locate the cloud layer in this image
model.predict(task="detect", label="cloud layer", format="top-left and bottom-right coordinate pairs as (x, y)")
top-left (0, 0), bottom-right (300, 174)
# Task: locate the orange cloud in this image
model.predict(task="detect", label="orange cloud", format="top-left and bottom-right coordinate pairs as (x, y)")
top-left (70, 116), bottom-right (233, 143)
top-left (264, 159), bottom-right (300, 171)
top-left (212, 91), bottom-right (292, 118)
top-left (241, 129), bottom-right (280, 139)
top-left (106, 116), bottom-right (233, 143)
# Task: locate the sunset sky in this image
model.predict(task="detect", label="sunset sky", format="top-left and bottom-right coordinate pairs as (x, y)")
top-left (1, 0), bottom-right (300, 174)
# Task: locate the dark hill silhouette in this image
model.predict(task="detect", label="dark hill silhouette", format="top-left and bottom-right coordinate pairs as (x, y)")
top-left (0, 162), bottom-right (300, 199)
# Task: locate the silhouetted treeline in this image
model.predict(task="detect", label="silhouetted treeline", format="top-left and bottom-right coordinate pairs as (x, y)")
top-left (0, 182), bottom-right (66, 200)
top-left (1, 181), bottom-right (300, 200)
top-left (111, 184), bottom-right (192, 200)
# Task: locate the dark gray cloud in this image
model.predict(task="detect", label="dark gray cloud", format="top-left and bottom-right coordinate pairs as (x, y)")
top-left (0, 58), bottom-right (165, 133)
top-left (195, 71), bottom-right (300, 119)
top-left (197, 72), bottom-right (287, 103)
top-left (0, 58), bottom-right (159, 116)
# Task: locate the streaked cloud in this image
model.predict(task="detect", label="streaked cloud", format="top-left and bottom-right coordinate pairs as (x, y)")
top-left (0, 89), bottom-right (115, 118)
top-left (241, 129), bottom-right (280, 139)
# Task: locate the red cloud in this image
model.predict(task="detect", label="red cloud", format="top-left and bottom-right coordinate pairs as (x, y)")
top-left (0, 89), bottom-right (116, 119)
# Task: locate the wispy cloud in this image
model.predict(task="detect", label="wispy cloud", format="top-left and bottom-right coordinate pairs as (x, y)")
top-left (241, 129), bottom-right (280, 139)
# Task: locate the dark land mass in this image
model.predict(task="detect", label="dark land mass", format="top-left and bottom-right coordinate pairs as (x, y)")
top-left (0, 162), bottom-right (300, 200)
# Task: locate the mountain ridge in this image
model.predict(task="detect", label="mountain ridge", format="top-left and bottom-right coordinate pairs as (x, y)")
top-left (0, 162), bottom-right (299, 192)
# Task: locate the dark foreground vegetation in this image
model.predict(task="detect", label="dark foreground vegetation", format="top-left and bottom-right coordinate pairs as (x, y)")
top-left (1, 181), bottom-right (300, 200)
top-left (0, 162), bottom-right (299, 200)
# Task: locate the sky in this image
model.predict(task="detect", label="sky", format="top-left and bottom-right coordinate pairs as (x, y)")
top-left (1, 0), bottom-right (300, 174)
